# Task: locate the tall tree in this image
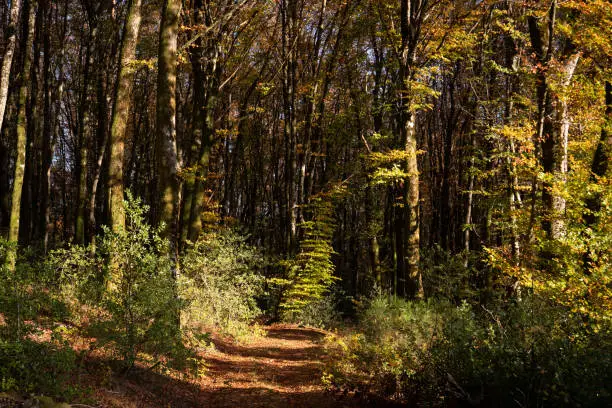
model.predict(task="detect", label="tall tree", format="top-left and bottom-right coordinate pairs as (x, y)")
top-left (528, 0), bottom-right (580, 243)
top-left (0, 0), bottom-right (21, 133)
top-left (108, 0), bottom-right (143, 231)
top-left (155, 0), bottom-right (182, 244)
top-left (398, 0), bottom-right (425, 298)
top-left (7, 0), bottom-right (36, 271)
top-left (75, 3), bottom-right (99, 244)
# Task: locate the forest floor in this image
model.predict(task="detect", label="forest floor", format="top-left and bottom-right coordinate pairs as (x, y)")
top-left (91, 324), bottom-right (363, 408)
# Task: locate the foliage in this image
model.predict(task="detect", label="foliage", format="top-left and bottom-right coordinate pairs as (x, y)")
top-left (0, 338), bottom-right (77, 398)
top-left (0, 240), bottom-right (77, 398)
top-left (420, 245), bottom-right (484, 302)
top-left (280, 186), bottom-right (345, 317)
top-left (50, 194), bottom-right (182, 368)
top-left (285, 287), bottom-right (345, 329)
top-left (325, 294), bottom-right (612, 407)
top-left (180, 229), bottom-right (266, 340)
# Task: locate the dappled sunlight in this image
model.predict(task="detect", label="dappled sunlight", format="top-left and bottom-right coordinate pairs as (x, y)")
top-left (81, 325), bottom-right (362, 408)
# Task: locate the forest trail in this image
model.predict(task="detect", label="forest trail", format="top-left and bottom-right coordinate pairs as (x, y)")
top-left (96, 324), bottom-right (360, 408)
top-left (194, 324), bottom-right (354, 407)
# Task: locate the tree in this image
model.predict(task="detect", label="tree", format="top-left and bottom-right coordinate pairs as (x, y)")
top-left (108, 0), bottom-right (143, 232)
top-left (155, 0), bottom-right (182, 245)
top-left (7, 0), bottom-right (36, 272)
top-left (397, 0), bottom-right (424, 298)
top-left (528, 0), bottom-right (580, 244)
top-left (0, 0), bottom-right (21, 134)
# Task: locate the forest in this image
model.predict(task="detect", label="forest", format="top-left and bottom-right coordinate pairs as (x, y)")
top-left (0, 0), bottom-right (611, 406)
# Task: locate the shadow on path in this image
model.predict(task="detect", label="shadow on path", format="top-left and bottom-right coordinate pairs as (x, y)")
top-left (94, 325), bottom-right (365, 407)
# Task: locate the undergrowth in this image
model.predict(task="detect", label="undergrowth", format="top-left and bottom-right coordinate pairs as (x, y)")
top-left (324, 294), bottom-right (612, 407)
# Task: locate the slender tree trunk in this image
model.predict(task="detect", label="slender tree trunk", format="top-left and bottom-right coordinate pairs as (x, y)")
top-left (399, 0), bottom-right (423, 298)
top-left (186, 1), bottom-right (220, 241)
top-left (583, 81), bottom-right (612, 272)
top-left (179, 0), bottom-right (204, 247)
top-left (188, 84), bottom-right (217, 240)
top-left (156, 0), bottom-right (182, 243)
top-left (529, 1), bottom-right (579, 245)
top-left (89, 53), bottom-right (113, 246)
top-left (40, 1), bottom-right (53, 252)
top-left (109, 0), bottom-right (143, 232)
top-left (0, 0), bottom-right (20, 133)
top-left (464, 155), bottom-right (474, 268)
top-left (549, 51), bottom-right (580, 237)
top-left (280, 0), bottom-right (298, 253)
top-left (503, 37), bottom-right (521, 265)
top-left (19, 3), bottom-right (43, 245)
top-left (89, 128), bottom-right (108, 248)
top-left (75, 23), bottom-right (98, 244)
top-left (7, 0), bottom-right (35, 272)
top-left (440, 66), bottom-right (459, 251)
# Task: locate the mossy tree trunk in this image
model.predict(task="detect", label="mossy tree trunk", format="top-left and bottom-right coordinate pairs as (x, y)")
top-left (109, 0), bottom-right (143, 232)
top-left (155, 0), bottom-right (182, 244)
top-left (180, 0), bottom-right (219, 246)
top-left (7, 0), bottom-right (36, 272)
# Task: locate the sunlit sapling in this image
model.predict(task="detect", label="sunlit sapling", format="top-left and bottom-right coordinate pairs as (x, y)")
top-left (280, 184), bottom-right (346, 318)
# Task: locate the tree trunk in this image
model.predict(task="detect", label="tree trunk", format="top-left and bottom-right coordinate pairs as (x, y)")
top-left (75, 22), bottom-right (99, 244)
top-left (529, 1), bottom-right (579, 244)
top-left (280, 0), bottom-right (298, 253)
top-left (156, 0), bottom-right (182, 243)
top-left (40, 1), bottom-right (53, 252)
top-left (398, 0), bottom-right (423, 298)
top-left (0, 0), bottom-right (20, 133)
top-left (7, 0), bottom-right (35, 272)
top-left (109, 0), bottom-right (143, 232)
top-left (583, 81), bottom-right (612, 272)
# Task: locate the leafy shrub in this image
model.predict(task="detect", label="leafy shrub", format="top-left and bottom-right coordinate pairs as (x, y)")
top-left (286, 287), bottom-right (345, 329)
top-left (325, 294), bottom-right (612, 407)
top-left (0, 239), bottom-right (70, 340)
top-left (0, 240), bottom-right (79, 398)
top-left (421, 245), bottom-right (485, 302)
top-left (180, 229), bottom-right (265, 340)
top-left (325, 296), bottom-right (456, 401)
top-left (0, 337), bottom-right (77, 398)
top-left (50, 194), bottom-right (182, 368)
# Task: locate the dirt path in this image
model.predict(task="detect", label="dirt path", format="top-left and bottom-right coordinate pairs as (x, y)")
top-left (96, 324), bottom-right (360, 408)
top-left (194, 324), bottom-right (354, 407)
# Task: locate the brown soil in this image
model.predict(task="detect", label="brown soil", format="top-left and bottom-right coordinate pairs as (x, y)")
top-left (91, 324), bottom-right (362, 408)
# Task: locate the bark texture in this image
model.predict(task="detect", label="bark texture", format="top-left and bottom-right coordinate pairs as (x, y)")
top-left (7, 0), bottom-right (35, 272)
top-left (155, 0), bottom-right (182, 243)
top-left (109, 0), bottom-right (143, 231)
top-left (0, 0), bottom-right (21, 133)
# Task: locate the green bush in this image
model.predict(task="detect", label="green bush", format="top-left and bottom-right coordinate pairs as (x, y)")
top-left (0, 239), bottom-right (70, 340)
top-left (0, 338), bottom-right (77, 398)
top-left (286, 287), bottom-right (345, 329)
top-left (50, 194), bottom-right (182, 368)
top-left (180, 229), bottom-right (265, 340)
top-left (325, 295), bottom-right (612, 407)
top-left (421, 245), bottom-right (485, 301)
top-left (0, 238), bottom-right (80, 398)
